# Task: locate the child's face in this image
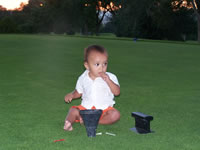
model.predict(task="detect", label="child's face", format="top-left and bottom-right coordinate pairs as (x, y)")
top-left (84, 51), bottom-right (108, 80)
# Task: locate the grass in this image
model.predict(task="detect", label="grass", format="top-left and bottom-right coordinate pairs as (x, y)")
top-left (0, 34), bottom-right (200, 150)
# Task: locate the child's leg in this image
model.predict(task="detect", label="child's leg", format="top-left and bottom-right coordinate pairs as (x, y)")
top-left (64, 107), bottom-right (81, 131)
top-left (99, 108), bottom-right (120, 125)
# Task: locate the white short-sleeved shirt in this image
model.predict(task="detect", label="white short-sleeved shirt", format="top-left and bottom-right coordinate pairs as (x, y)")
top-left (75, 70), bottom-right (120, 109)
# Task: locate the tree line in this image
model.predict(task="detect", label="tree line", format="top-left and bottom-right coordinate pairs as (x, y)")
top-left (0, 0), bottom-right (199, 41)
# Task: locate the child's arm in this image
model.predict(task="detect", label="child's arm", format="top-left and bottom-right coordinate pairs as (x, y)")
top-left (99, 73), bottom-right (120, 96)
top-left (65, 90), bottom-right (82, 103)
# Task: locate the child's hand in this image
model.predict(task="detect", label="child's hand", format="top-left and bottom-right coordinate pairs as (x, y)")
top-left (64, 90), bottom-right (81, 103)
top-left (99, 72), bottom-right (120, 96)
top-left (99, 72), bottom-right (110, 82)
top-left (65, 93), bottom-right (73, 103)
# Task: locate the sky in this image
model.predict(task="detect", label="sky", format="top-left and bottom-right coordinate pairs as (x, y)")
top-left (0, 0), bottom-right (28, 10)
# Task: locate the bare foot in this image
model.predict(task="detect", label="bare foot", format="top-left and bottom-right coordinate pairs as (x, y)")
top-left (80, 117), bottom-right (84, 125)
top-left (64, 120), bottom-right (73, 131)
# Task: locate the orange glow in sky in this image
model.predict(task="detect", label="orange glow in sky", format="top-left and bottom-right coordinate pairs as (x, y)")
top-left (0, 0), bottom-right (28, 10)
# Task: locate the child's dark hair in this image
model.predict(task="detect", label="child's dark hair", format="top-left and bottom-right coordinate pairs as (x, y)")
top-left (84, 45), bottom-right (108, 62)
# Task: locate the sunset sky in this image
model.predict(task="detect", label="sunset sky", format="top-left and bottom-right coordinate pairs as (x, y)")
top-left (0, 0), bottom-right (28, 10)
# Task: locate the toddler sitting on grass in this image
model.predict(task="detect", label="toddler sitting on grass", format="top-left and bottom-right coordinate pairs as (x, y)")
top-left (64, 45), bottom-right (120, 131)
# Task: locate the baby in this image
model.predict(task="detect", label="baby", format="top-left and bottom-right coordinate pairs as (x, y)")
top-left (64, 45), bottom-right (120, 131)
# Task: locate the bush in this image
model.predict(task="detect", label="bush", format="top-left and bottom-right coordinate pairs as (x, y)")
top-left (0, 17), bottom-right (18, 33)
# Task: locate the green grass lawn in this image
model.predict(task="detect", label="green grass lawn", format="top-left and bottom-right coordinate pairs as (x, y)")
top-left (0, 34), bottom-right (200, 150)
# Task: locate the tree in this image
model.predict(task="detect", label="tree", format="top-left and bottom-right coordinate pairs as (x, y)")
top-left (43, 0), bottom-right (82, 34)
top-left (112, 0), bottom-right (196, 41)
top-left (113, 0), bottom-right (161, 38)
top-left (152, 0), bottom-right (196, 40)
top-left (171, 0), bottom-right (200, 42)
top-left (0, 16), bottom-right (18, 33)
top-left (21, 0), bottom-right (83, 33)
top-left (189, 0), bottom-right (200, 42)
top-left (21, 0), bottom-right (48, 33)
top-left (82, 0), bottom-right (122, 35)
top-left (0, 0), bottom-right (122, 35)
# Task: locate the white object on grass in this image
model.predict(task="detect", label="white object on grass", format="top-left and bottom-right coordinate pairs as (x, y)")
top-left (105, 132), bottom-right (116, 136)
top-left (96, 132), bottom-right (102, 135)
